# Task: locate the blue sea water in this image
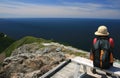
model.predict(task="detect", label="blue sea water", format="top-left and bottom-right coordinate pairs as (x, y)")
top-left (0, 18), bottom-right (120, 59)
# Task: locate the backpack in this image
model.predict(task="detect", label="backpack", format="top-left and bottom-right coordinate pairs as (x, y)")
top-left (92, 37), bottom-right (112, 69)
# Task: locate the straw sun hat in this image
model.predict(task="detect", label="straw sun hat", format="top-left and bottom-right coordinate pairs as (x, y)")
top-left (95, 25), bottom-right (109, 36)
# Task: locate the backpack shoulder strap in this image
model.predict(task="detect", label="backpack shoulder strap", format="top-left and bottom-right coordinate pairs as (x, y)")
top-left (93, 38), bottom-right (97, 45)
top-left (93, 37), bottom-right (101, 50)
top-left (109, 38), bottom-right (114, 48)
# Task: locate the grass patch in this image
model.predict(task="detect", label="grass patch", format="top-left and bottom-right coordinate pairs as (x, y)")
top-left (0, 36), bottom-right (15, 54)
top-left (4, 36), bottom-right (52, 57)
top-left (63, 49), bottom-right (87, 57)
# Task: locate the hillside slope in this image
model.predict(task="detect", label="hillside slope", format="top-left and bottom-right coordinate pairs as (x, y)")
top-left (0, 36), bottom-right (87, 78)
top-left (4, 36), bottom-right (52, 57)
top-left (0, 33), bottom-right (15, 54)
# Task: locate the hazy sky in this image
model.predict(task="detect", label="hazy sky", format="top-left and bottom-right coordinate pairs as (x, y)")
top-left (0, 0), bottom-right (120, 19)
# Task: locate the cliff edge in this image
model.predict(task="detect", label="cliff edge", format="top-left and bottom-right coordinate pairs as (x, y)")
top-left (0, 36), bottom-right (88, 78)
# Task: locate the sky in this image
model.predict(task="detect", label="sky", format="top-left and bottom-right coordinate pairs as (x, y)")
top-left (0, 0), bottom-right (120, 19)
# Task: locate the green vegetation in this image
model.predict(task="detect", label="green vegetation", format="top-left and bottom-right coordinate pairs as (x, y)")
top-left (1, 33), bottom-right (87, 58)
top-left (71, 52), bottom-right (86, 57)
top-left (63, 49), bottom-right (87, 57)
top-left (4, 36), bottom-right (52, 57)
top-left (0, 35), bottom-right (15, 54)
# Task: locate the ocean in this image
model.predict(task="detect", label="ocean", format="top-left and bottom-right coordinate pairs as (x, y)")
top-left (0, 18), bottom-right (120, 59)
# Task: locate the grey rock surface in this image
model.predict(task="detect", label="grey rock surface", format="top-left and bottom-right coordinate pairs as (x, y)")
top-left (0, 43), bottom-right (66, 78)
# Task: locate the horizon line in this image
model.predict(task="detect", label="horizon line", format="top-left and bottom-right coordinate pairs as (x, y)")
top-left (0, 17), bottom-right (120, 20)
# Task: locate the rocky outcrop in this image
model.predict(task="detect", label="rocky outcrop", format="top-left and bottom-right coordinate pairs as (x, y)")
top-left (0, 43), bottom-right (66, 78)
top-left (0, 42), bottom-right (88, 78)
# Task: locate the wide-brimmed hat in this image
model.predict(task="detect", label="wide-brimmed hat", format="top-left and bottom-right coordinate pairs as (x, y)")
top-left (95, 25), bottom-right (109, 36)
